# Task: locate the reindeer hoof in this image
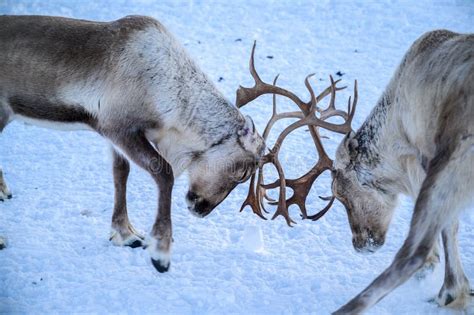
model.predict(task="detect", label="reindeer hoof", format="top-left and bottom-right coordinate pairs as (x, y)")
top-left (109, 228), bottom-right (144, 248)
top-left (0, 193), bottom-right (12, 201)
top-left (435, 284), bottom-right (472, 308)
top-left (127, 239), bottom-right (144, 249)
top-left (0, 181), bottom-right (12, 201)
top-left (151, 258), bottom-right (170, 273)
top-left (0, 236), bottom-right (7, 250)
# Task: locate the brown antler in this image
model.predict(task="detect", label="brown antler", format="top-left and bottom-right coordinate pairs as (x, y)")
top-left (238, 42), bottom-right (357, 226)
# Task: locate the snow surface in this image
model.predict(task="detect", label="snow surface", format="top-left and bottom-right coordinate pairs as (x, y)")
top-left (1, 1), bottom-right (473, 314)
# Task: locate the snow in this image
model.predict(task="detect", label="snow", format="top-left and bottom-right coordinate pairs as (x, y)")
top-left (0, 1), bottom-right (473, 314)
top-left (241, 226), bottom-right (265, 253)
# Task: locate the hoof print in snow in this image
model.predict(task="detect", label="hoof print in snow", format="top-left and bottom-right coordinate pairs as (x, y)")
top-left (218, 77), bottom-right (224, 82)
top-left (235, 38), bottom-right (242, 42)
top-left (266, 55), bottom-right (273, 59)
top-left (151, 258), bottom-right (170, 273)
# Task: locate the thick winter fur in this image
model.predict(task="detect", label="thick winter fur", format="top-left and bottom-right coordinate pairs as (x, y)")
top-left (0, 15), bottom-right (264, 272)
top-left (332, 30), bottom-right (473, 313)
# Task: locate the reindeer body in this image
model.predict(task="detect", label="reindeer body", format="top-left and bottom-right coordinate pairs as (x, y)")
top-left (352, 30), bottom-right (472, 197)
top-left (0, 15), bottom-right (264, 272)
top-left (333, 30), bottom-right (473, 313)
top-left (1, 15), bottom-right (243, 169)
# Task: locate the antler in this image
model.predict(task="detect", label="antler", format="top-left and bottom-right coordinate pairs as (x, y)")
top-left (238, 42), bottom-right (357, 226)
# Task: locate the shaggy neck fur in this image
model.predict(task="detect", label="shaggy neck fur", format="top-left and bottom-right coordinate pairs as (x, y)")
top-left (353, 87), bottom-right (426, 199)
top-left (125, 25), bottom-right (246, 174)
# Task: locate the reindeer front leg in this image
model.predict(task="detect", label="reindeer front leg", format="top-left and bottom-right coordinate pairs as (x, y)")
top-left (109, 130), bottom-right (174, 273)
top-left (109, 149), bottom-right (144, 248)
top-left (436, 220), bottom-right (472, 308)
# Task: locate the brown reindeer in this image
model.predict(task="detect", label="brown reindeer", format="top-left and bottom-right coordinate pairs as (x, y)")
top-left (0, 15), bottom-right (264, 273)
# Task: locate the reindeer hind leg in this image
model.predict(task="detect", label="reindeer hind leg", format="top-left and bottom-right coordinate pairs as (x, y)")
top-left (435, 219), bottom-right (472, 308)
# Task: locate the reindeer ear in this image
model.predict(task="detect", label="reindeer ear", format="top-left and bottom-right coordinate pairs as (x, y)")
top-left (238, 116), bottom-right (263, 154)
top-left (238, 115), bottom-right (255, 137)
top-left (344, 131), bottom-right (359, 158)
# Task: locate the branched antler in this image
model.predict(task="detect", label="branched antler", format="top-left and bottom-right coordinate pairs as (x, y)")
top-left (238, 42), bottom-right (357, 226)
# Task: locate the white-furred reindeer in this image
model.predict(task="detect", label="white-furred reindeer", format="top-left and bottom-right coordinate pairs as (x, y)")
top-left (0, 15), bottom-right (264, 272)
top-left (333, 30), bottom-right (473, 313)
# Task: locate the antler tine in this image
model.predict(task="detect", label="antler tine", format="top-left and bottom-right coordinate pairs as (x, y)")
top-left (257, 166), bottom-right (271, 213)
top-left (349, 80), bottom-right (358, 123)
top-left (328, 75), bottom-right (337, 111)
top-left (318, 76), bottom-right (351, 121)
top-left (249, 41), bottom-right (262, 86)
top-left (268, 151), bottom-right (295, 226)
top-left (304, 74), bottom-right (317, 112)
top-left (236, 41), bottom-right (309, 112)
top-left (314, 78), bottom-right (345, 110)
top-left (239, 173), bottom-right (267, 220)
top-left (306, 196), bottom-right (335, 221)
top-left (321, 78), bottom-right (357, 134)
top-left (271, 74), bottom-right (279, 114)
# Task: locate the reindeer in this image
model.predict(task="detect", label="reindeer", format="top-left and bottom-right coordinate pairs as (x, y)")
top-left (235, 33), bottom-right (472, 314)
top-left (0, 15), bottom-right (264, 273)
top-left (332, 30), bottom-right (473, 313)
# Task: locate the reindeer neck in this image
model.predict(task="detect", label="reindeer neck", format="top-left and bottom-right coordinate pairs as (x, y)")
top-left (183, 78), bottom-right (242, 148)
top-left (354, 92), bottom-right (392, 168)
top-left (354, 88), bottom-right (425, 198)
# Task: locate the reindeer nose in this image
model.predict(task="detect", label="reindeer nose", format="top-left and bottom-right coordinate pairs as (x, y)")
top-left (352, 231), bottom-right (384, 254)
top-left (186, 191), bottom-right (199, 202)
top-left (186, 191), bottom-right (212, 218)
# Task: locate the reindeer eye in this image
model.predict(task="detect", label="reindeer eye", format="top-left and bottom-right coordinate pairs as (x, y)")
top-left (237, 168), bottom-right (252, 183)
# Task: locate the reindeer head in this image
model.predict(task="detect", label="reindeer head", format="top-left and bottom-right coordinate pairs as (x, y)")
top-left (332, 132), bottom-right (398, 253)
top-left (186, 115), bottom-right (265, 218)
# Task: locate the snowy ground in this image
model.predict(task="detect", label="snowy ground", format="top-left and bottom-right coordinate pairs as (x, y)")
top-left (1, 1), bottom-right (473, 314)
